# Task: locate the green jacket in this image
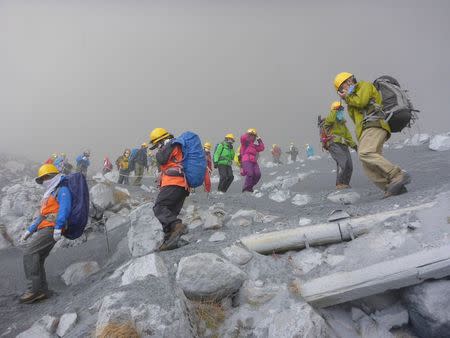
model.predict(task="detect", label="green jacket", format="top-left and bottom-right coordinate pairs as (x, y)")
top-left (344, 81), bottom-right (391, 140)
top-left (324, 109), bottom-right (356, 148)
top-left (214, 142), bottom-right (235, 166)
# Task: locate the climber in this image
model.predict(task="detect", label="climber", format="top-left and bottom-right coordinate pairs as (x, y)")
top-left (150, 128), bottom-right (188, 251)
top-left (286, 143), bottom-right (299, 162)
top-left (76, 151), bottom-right (90, 176)
top-left (334, 72), bottom-right (410, 197)
top-left (45, 154), bottom-right (57, 164)
top-left (271, 144), bottom-right (282, 164)
top-left (323, 101), bottom-right (357, 189)
top-left (103, 156), bottom-right (113, 175)
top-left (213, 133), bottom-right (236, 193)
top-left (203, 142), bottom-right (213, 193)
top-left (19, 164), bottom-right (72, 304)
top-left (306, 144), bottom-right (315, 159)
top-left (133, 143), bottom-right (149, 186)
top-left (53, 153), bottom-right (66, 172)
top-left (240, 128), bottom-right (265, 192)
top-left (116, 149), bottom-right (131, 185)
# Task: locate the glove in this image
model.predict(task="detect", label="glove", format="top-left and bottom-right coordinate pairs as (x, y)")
top-left (20, 230), bottom-right (32, 242)
top-left (53, 229), bottom-right (62, 242)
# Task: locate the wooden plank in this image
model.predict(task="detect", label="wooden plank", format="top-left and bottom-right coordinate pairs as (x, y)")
top-left (301, 244), bottom-right (450, 308)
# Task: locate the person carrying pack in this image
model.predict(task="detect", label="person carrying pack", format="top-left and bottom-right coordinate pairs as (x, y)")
top-left (240, 128), bottom-right (265, 192)
top-left (19, 164), bottom-right (89, 303)
top-left (213, 133), bottom-right (236, 193)
top-left (116, 149), bottom-right (131, 185)
top-left (133, 143), bottom-right (149, 186)
top-left (76, 151), bottom-right (90, 176)
top-left (334, 72), bottom-right (411, 197)
top-left (203, 142), bottom-right (213, 193)
top-left (150, 128), bottom-right (206, 251)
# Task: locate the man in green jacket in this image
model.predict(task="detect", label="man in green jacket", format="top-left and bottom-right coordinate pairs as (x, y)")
top-left (214, 133), bottom-right (236, 193)
top-left (334, 72), bottom-right (410, 197)
top-left (323, 101), bottom-right (357, 189)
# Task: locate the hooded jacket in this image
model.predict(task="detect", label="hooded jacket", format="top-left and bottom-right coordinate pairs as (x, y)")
top-left (240, 134), bottom-right (265, 163)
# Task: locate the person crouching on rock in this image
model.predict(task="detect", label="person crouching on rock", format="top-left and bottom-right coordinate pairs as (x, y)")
top-left (150, 128), bottom-right (188, 251)
top-left (240, 128), bottom-right (265, 192)
top-left (19, 164), bottom-right (72, 304)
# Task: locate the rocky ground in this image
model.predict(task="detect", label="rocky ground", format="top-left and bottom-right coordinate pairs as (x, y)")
top-left (0, 134), bottom-right (450, 338)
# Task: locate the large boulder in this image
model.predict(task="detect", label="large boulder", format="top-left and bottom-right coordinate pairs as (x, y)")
top-left (56, 313), bottom-right (78, 337)
top-left (127, 203), bottom-right (163, 257)
top-left (61, 261), bottom-right (100, 286)
top-left (176, 253), bottom-right (247, 300)
top-left (429, 133), bottom-right (450, 151)
top-left (119, 253), bottom-right (168, 286)
top-left (222, 244), bottom-right (253, 265)
top-left (403, 280), bottom-right (450, 338)
top-left (90, 183), bottom-right (115, 210)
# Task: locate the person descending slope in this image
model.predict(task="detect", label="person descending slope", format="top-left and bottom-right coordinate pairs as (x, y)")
top-left (116, 149), bottom-right (131, 185)
top-left (203, 142), bottom-right (213, 193)
top-left (322, 101), bottom-right (357, 189)
top-left (19, 164), bottom-right (72, 304)
top-left (334, 72), bottom-right (411, 197)
top-left (76, 151), bottom-right (90, 176)
top-left (286, 143), bottom-right (299, 162)
top-left (213, 133), bottom-right (236, 193)
top-left (271, 144), bottom-right (282, 164)
top-left (240, 128), bottom-right (265, 192)
top-left (133, 143), bottom-right (149, 186)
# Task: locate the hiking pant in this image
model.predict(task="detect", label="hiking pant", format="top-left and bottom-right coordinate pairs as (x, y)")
top-left (134, 163), bottom-right (145, 186)
top-left (218, 164), bottom-right (234, 192)
top-left (291, 154), bottom-right (298, 162)
top-left (118, 169), bottom-right (129, 185)
top-left (23, 227), bottom-right (55, 293)
top-left (204, 169), bottom-right (211, 193)
top-left (273, 156), bottom-right (282, 164)
top-left (328, 142), bottom-right (353, 186)
top-left (242, 161), bottom-right (261, 192)
top-left (358, 127), bottom-right (402, 191)
top-left (153, 185), bottom-right (189, 234)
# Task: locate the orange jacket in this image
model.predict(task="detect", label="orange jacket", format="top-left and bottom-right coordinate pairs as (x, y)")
top-left (157, 144), bottom-right (188, 189)
top-left (38, 195), bottom-right (60, 229)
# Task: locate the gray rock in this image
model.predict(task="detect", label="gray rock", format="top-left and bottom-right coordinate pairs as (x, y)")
top-left (105, 214), bottom-right (130, 231)
top-left (238, 280), bottom-right (282, 306)
top-left (90, 183), bottom-right (115, 210)
top-left (429, 133), bottom-right (450, 151)
top-left (17, 315), bottom-right (59, 338)
top-left (56, 313), bottom-right (77, 337)
top-left (228, 209), bottom-right (260, 227)
top-left (327, 190), bottom-right (361, 205)
top-left (203, 212), bottom-right (225, 230)
top-left (120, 253), bottom-right (168, 286)
top-left (176, 253), bottom-right (247, 300)
top-left (221, 244), bottom-right (253, 265)
top-left (208, 231), bottom-right (226, 242)
top-left (352, 307), bottom-right (394, 338)
top-left (61, 261), bottom-right (100, 286)
top-left (371, 303), bottom-right (408, 331)
top-left (403, 280), bottom-right (450, 338)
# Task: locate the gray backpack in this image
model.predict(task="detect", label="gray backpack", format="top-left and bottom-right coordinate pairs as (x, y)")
top-left (373, 76), bottom-right (419, 132)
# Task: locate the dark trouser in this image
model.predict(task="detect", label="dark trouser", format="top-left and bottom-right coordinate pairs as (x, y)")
top-left (23, 227), bottom-right (55, 293)
top-left (291, 153), bottom-right (298, 162)
top-left (218, 164), bottom-right (234, 192)
top-left (118, 169), bottom-right (129, 185)
top-left (242, 161), bottom-right (261, 192)
top-left (328, 142), bottom-right (353, 186)
top-left (153, 185), bottom-right (189, 234)
top-left (134, 163), bottom-right (145, 186)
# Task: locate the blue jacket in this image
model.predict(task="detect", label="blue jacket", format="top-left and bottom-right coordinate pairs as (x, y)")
top-left (28, 184), bottom-right (72, 232)
top-left (76, 155), bottom-right (90, 168)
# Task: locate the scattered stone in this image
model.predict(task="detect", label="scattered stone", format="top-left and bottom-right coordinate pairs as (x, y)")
top-left (229, 210), bottom-right (258, 227)
top-left (56, 313), bottom-right (77, 337)
top-left (327, 190), bottom-right (361, 205)
top-left (121, 253), bottom-right (168, 286)
top-left (371, 303), bottom-right (409, 331)
top-left (203, 205), bottom-right (226, 230)
top-left (429, 133), bottom-right (450, 151)
top-left (90, 183), bottom-right (115, 210)
top-left (209, 231), bottom-right (226, 242)
top-left (290, 248), bottom-right (324, 274)
top-left (298, 217), bottom-right (312, 226)
top-left (113, 186), bottom-right (130, 204)
top-left (222, 244), bottom-right (253, 265)
top-left (176, 253), bottom-right (247, 300)
top-left (291, 194), bottom-right (311, 206)
top-left (269, 189), bottom-right (291, 203)
top-left (105, 214), bottom-right (129, 231)
top-left (238, 280), bottom-right (282, 306)
top-left (17, 315), bottom-right (59, 338)
top-left (61, 261), bottom-right (100, 286)
top-left (352, 307), bottom-right (394, 338)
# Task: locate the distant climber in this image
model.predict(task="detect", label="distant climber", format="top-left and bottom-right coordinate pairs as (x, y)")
top-left (133, 143), bottom-right (149, 186)
top-left (240, 128), bottom-right (265, 192)
top-left (19, 164), bottom-right (72, 304)
top-left (286, 143), bottom-right (299, 162)
top-left (150, 128), bottom-right (188, 251)
top-left (203, 142), bottom-right (213, 193)
top-left (271, 144), bottom-right (282, 164)
top-left (45, 154), bottom-right (57, 164)
top-left (116, 149), bottom-right (131, 185)
top-left (76, 151), bottom-right (90, 176)
top-left (214, 134), bottom-right (236, 193)
top-left (103, 156), bottom-right (113, 175)
top-left (334, 72), bottom-right (411, 197)
top-left (322, 101), bottom-right (357, 189)
top-left (306, 144), bottom-right (315, 159)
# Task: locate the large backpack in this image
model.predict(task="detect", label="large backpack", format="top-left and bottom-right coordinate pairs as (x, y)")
top-left (171, 131), bottom-right (207, 188)
top-left (60, 172), bottom-right (90, 240)
top-left (128, 148), bottom-right (139, 172)
top-left (317, 115), bottom-right (334, 150)
top-left (373, 76), bottom-right (418, 132)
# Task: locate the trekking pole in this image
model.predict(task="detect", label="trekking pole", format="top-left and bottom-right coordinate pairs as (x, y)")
top-left (103, 216), bottom-right (111, 256)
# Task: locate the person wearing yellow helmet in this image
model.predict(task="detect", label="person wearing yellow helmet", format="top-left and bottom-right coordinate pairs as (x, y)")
top-left (271, 144), bottom-right (282, 164)
top-left (214, 133), bottom-right (236, 193)
top-left (323, 101), bottom-right (357, 189)
top-left (19, 163), bottom-right (72, 304)
top-left (203, 142), bottom-right (213, 193)
top-left (240, 129), bottom-right (265, 192)
top-left (133, 143), bottom-right (150, 186)
top-left (334, 72), bottom-right (410, 197)
top-left (149, 128), bottom-right (188, 251)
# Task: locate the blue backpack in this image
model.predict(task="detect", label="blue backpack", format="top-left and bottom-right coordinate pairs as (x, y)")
top-left (171, 131), bottom-right (207, 188)
top-left (128, 148), bottom-right (139, 171)
top-left (60, 173), bottom-right (90, 239)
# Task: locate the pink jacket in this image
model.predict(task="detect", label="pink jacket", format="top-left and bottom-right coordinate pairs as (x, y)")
top-left (240, 134), bottom-right (265, 163)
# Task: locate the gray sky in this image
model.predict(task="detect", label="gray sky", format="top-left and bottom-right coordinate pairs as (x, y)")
top-left (1, 0), bottom-right (450, 165)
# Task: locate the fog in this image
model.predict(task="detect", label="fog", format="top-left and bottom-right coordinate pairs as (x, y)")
top-left (1, 0), bottom-right (450, 166)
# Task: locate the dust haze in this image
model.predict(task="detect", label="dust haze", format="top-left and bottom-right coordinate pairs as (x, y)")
top-left (1, 0), bottom-right (449, 165)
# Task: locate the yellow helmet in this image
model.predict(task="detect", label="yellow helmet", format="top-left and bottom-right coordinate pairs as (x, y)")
top-left (149, 128), bottom-right (170, 145)
top-left (330, 101), bottom-right (343, 110)
top-left (225, 133), bottom-right (235, 140)
top-left (35, 164), bottom-right (59, 184)
top-left (204, 142), bottom-right (212, 150)
top-left (272, 144), bottom-right (277, 148)
top-left (334, 72), bottom-right (353, 91)
top-left (141, 142), bottom-right (148, 148)
top-left (247, 128), bottom-right (258, 136)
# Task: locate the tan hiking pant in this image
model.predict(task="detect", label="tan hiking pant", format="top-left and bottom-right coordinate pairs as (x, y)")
top-left (358, 127), bottom-right (401, 191)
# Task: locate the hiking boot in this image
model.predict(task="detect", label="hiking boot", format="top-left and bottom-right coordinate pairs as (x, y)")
top-left (387, 171), bottom-right (411, 196)
top-left (19, 291), bottom-right (47, 304)
top-left (383, 185), bottom-right (408, 199)
top-left (336, 184), bottom-right (350, 190)
top-left (158, 222), bottom-right (185, 251)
